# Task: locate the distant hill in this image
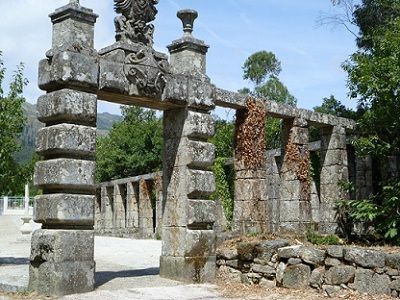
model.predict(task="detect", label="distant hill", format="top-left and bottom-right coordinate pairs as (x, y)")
top-left (15, 102), bottom-right (122, 164)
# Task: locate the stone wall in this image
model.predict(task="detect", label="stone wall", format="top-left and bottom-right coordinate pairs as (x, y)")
top-left (217, 240), bottom-right (400, 298)
top-left (95, 172), bottom-right (162, 239)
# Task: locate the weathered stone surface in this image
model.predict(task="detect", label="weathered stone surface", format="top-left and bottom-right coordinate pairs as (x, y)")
top-left (241, 272), bottom-right (262, 285)
top-left (299, 247), bottom-right (325, 266)
top-left (259, 278), bottom-right (275, 288)
top-left (34, 194), bottom-right (94, 226)
top-left (187, 78), bottom-right (215, 110)
top-left (282, 264), bottom-right (311, 289)
top-left (237, 241), bottom-right (257, 261)
top-left (252, 264), bottom-right (276, 275)
top-left (254, 240), bottom-right (290, 261)
top-left (235, 179), bottom-right (268, 201)
top-left (327, 246), bottom-right (344, 258)
top-left (225, 259), bottom-right (239, 269)
top-left (310, 267), bottom-right (325, 288)
top-left (322, 285), bottom-right (341, 297)
top-left (183, 111), bottom-right (215, 139)
top-left (325, 257), bottom-right (341, 267)
top-left (187, 170), bottom-right (215, 198)
top-left (161, 227), bottom-right (215, 257)
top-left (386, 268), bottom-right (399, 276)
top-left (344, 248), bottom-right (385, 268)
top-left (187, 200), bottom-right (215, 227)
top-left (181, 140), bottom-right (215, 169)
top-left (353, 268), bottom-right (390, 295)
top-left (216, 248), bottom-right (238, 260)
top-left (37, 89), bottom-right (96, 126)
top-left (34, 159), bottom-right (95, 193)
top-left (276, 262), bottom-right (286, 284)
top-left (29, 261), bottom-right (94, 297)
top-left (278, 245), bottom-right (302, 259)
top-left (159, 255), bottom-right (215, 283)
top-left (386, 253), bottom-right (400, 269)
top-left (325, 266), bottom-right (355, 285)
top-left (30, 229), bottom-right (94, 262)
top-left (50, 3), bottom-right (97, 50)
top-left (36, 124), bottom-right (96, 158)
top-left (39, 51), bottom-right (99, 92)
top-left (390, 279), bottom-right (400, 291)
top-left (288, 258), bottom-right (302, 265)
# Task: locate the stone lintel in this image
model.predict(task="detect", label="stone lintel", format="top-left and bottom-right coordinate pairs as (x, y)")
top-left (214, 88), bottom-right (356, 130)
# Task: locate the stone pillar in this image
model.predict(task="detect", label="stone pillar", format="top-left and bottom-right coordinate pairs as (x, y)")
top-left (139, 179), bottom-right (154, 238)
top-left (320, 125), bottom-right (349, 234)
top-left (127, 182), bottom-right (139, 231)
top-left (279, 118), bottom-right (312, 232)
top-left (233, 150), bottom-right (268, 235)
top-left (355, 156), bottom-right (373, 200)
top-left (3, 196), bottom-right (8, 215)
top-left (160, 10), bottom-right (216, 283)
top-left (113, 184), bottom-right (126, 235)
top-left (30, 2), bottom-right (98, 296)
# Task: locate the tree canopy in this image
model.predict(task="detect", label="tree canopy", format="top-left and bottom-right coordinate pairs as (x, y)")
top-left (0, 52), bottom-right (29, 195)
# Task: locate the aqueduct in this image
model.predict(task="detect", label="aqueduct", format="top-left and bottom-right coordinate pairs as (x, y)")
top-left (31, 0), bottom-right (355, 296)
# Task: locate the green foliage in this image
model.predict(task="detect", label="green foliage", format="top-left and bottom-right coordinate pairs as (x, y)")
top-left (313, 95), bottom-right (357, 120)
top-left (306, 229), bottom-right (341, 245)
top-left (337, 180), bottom-right (400, 244)
top-left (344, 18), bottom-right (400, 155)
top-left (242, 51), bottom-right (282, 86)
top-left (96, 106), bottom-right (162, 182)
top-left (0, 52), bottom-right (30, 196)
top-left (240, 50), bottom-right (297, 149)
top-left (210, 157), bottom-right (234, 224)
top-left (209, 120), bottom-right (234, 158)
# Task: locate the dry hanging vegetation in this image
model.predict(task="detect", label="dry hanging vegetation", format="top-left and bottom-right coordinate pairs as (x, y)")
top-left (235, 97), bottom-right (267, 169)
top-left (285, 135), bottom-right (311, 197)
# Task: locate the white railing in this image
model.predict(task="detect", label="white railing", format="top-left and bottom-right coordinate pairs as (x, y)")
top-left (0, 196), bottom-right (34, 216)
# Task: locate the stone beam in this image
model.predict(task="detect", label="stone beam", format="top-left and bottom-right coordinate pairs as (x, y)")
top-left (214, 88), bottom-right (356, 130)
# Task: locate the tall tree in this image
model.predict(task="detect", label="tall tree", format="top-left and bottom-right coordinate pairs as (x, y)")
top-left (0, 52), bottom-right (28, 195)
top-left (241, 50), bottom-right (297, 149)
top-left (96, 106), bottom-right (162, 182)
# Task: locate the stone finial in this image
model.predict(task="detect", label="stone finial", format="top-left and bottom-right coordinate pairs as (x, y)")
top-left (69, 0), bottom-right (79, 5)
top-left (177, 9), bottom-right (198, 37)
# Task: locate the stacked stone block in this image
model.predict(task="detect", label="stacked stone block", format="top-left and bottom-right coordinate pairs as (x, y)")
top-left (139, 179), bottom-right (155, 238)
top-left (320, 126), bottom-right (349, 234)
top-left (30, 2), bottom-right (98, 296)
top-left (217, 240), bottom-right (400, 298)
top-left (160, 11), bottom-right (217, 283)
top-left (279, 118), bottom-right (312, 232)
top-left (233, 160), bottom-right (269, 234)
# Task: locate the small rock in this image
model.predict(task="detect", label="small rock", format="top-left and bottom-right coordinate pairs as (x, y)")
top-left (278, 245), bottom-right (302, 259)
top-left (253, 258), bottom-right (268, 265)
top-left (226, 259), bottom-right (239, 269)
top-left (323, 284), bottom-right (341, 297)
top-left (288, 258), bottom-right (302, 265)
top-left (389, 279), bottom-right (400, 291)
top-left (325, 266), bottom-right (355, 285)
top-left (216, 259), bottom-right (226, 266)
top-left (344, 248), bottom-right (385, 268)
top-left (392, 290), bottom-right (399, 298)
top-left (327, 246), bottom-right (344, 258)
top-left (325, 258), bottom-right (341, 267)
top-left (300, 247), bottom-right (325, 266)
top-left (217, 248), bottom-right (238, 260)
top-left (241, 272), bottom-right (262, 285)
top-left (259, 277), bottom-right (276, 288)
top-left (237, 241), bottom-right (256, 261)
top-left (255, 240), bottom-right (290, 260)
top-left (252, 264), bottom-right (276, 275)
top-left (310, 267), bottom-right (325, 288)
top-left (282, 264), bottom-right (311, 289)
top-left (376, 267), bottom-right (385, 274)
top-left (276, 262), bottom-right (286, 284)
top-left (386, 253), bottom-right (400, 270)
top-left (271, 253), bottom-right (278, 263)
top-left (386, 268), bottom-right (399, 276)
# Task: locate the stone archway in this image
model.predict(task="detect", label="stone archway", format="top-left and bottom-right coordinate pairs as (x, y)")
top-left (30, 0), bottom-right (216, 296)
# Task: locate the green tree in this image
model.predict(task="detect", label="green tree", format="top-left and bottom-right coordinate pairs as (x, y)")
top-left (313, 95), bottom-right (357, 119)
top-left (0, 52), bottom-right (28, 195)
top-left (96, 106), bottom-right (162, 182)
top-left (241, 51), bottom-right (297, 149)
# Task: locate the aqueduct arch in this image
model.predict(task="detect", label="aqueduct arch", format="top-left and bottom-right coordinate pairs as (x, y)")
top-left (30, 0), bottom-right (355, 296)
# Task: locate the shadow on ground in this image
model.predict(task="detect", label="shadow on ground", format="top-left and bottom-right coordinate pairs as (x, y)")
top-left (95, 267), bottom-right (160, 287)
top-left (0, 257), bottom-right (29, 266)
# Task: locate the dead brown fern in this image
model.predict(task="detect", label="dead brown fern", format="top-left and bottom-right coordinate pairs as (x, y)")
top-left (235, 97), bottom-right (267, 169)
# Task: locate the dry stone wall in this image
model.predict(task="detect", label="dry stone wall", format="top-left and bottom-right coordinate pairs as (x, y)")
top-left (217, 240), bottom-right (400, 298)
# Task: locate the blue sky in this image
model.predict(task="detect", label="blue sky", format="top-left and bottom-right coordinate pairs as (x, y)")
top-left (0, 0), bottom-right (359, 116)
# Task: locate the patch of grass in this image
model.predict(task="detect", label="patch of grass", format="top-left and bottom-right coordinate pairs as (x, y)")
top-left (306, 230), bottom-right (341, 245)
